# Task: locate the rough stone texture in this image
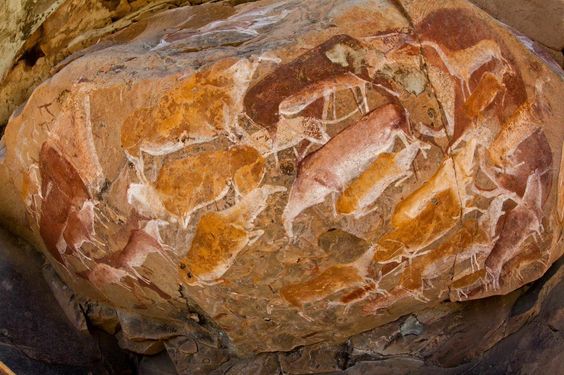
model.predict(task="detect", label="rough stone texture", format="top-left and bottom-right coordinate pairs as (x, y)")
top-left (0, 0), bottom-right (199, 128)
top-left (470, 0), bottom-right (564, 67)
top-left (346, 258), bottom-right (564, 374)
top-left (0, 0), bottom-right (563, 365)
top-left (1, 0), bottom-right (562, 131)
top-left (0, 226), bottom-right (135, 374)
top-left (143, 255), bottom-right (564, 374)
top-left (0, 0), bottom-right (261, 128)
top-left (138, 351), bottom-right (178, 375)
top-left (0, 0), bottom-right (64, 81)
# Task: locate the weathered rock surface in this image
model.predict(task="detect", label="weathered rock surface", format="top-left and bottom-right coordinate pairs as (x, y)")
top-left (0, 0), bottom-right (562, 361)
top-left (1, 0), bottom-right (562, 130)
top-left (127, 257), bottom-right (564, 374)
top-left (0, 0), bottom-right (63, 82)
top-left (0, 0), bottom-right (202, 128)
top-left (470, 0), bottom-right (564, 67)
top-left (0, 226), bottom-right (135, 374)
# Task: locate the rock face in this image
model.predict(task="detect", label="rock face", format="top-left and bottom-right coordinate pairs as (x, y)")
top-left (0, 0), bottom-right (199, 129)
top-left (470, 0), bottom-right (564, 67)
top-left (0, 226), bottom-right (135, 374)
top-left (0, 0), bottom-right (63, 82)
top-left (0, 0), bottom-right (562, 356)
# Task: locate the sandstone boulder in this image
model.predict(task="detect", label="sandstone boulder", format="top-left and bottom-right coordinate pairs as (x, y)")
top-left (0, 0), bottom-right (562, 355)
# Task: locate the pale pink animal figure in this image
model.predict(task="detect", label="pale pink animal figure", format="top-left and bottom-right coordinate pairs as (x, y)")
top-left (283, 103), bottom-right (412, 236)
top-left (85, 225), bottom-right (177, 303)
top-left (240, 73), bottom-right (373, 165)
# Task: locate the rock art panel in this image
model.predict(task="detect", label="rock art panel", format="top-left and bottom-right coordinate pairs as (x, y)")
top-left (0, 0), bottom-right (562, 355)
